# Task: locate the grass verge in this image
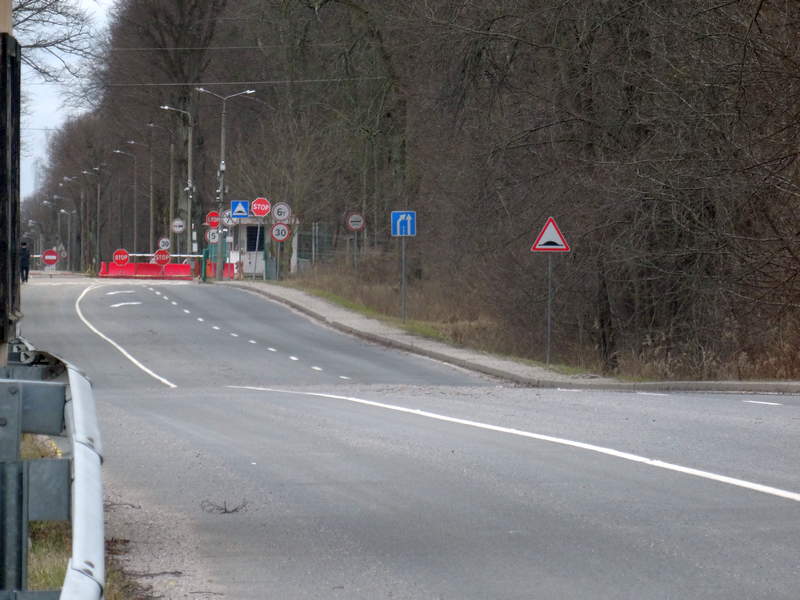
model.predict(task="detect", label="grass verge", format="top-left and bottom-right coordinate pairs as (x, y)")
top-left (23, 434), bottom-right (154, 599)
top-left (280, 280), bottom-right (598, 377)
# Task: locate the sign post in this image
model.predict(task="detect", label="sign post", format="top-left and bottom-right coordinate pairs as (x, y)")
top-left (530, 217), bottom-right (570, 366)
top-left (251, 197), bottom-right (271, 280)
top-left (271, 222), bottom-right (291, 281)
top-left (390, 211), bottom-right (417, 322)
top-left (346, 212), bottom-right (365, 270)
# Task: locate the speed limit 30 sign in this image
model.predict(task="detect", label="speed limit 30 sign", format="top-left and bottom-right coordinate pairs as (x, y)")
top-left (271, 223), bottom-right (291, 242)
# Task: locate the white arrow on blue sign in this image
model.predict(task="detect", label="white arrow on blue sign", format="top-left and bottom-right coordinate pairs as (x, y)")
top-left (391, 211), bottom-right (417, 237)
top-left (231, 200), bottom-right (250, 218)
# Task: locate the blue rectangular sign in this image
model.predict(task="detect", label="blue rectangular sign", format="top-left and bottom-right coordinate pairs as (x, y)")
top-left (391, 211), bottom-right (417, 237)
top-left (231, 200), bottom-right (250, 218)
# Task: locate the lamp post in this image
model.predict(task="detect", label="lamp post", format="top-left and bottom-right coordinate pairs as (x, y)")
top-left (196, 87), bottom-right (255, 280)
top-left (161, 104), bottom-right (194, 256)
top-left (81, 166), bottom-right (102, 271)
top-left (149, 122), bottom-right (176, 253)
top-left (113, 149), bottom-right (138, 252)
top-left (127, 139), bottom-right (153, 251)
top-left (60, 209), bottom-right (76, 271)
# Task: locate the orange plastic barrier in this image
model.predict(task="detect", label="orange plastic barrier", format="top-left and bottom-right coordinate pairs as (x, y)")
top-left (98, 262), bottom-right (193, 280)
top-left (205, 262), bottom-right (235, 279)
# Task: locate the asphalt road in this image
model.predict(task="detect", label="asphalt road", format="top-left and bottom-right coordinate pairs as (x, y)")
top-left (20, 277), bottom-right (800, 599)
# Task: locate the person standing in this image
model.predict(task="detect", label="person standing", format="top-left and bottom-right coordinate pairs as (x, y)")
top-left (19, 241), bottom-right (30, 282)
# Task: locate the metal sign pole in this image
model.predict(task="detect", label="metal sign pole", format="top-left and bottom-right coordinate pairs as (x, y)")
top-left (546, 254), bottom-right (552, 366)
top-left (401, 236), bottom-right (407, 322)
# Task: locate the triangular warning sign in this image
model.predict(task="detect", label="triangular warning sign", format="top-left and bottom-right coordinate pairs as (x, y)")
top-left (232, 201), bottom-right (249, 216)
top-left (531, 217), bottom-right (570, 252)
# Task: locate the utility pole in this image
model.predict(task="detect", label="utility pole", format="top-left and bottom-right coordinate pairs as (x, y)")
top-left (1, 1), bottom-right (21, 366)
top-left (196, 87), bottom-right (254, 280)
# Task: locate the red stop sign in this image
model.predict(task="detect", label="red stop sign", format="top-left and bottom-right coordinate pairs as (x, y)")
top-left (113, 248), bottom-right (130, 267)
top-left (206, 211), bottom-right (220, 228)
top-left (42, 249), bottom-right (59, 266)
top-left (252, 197), bottom-right (271, 217)
top-left (154, 249), bottom-right (171, 266)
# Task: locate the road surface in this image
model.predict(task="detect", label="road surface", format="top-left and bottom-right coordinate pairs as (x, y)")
top-left (20, 277), bottom-right (800, 599)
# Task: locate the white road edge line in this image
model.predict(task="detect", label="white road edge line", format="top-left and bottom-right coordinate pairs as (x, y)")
top-left (743, 400), bottom-right (783, 406)
top-left (110, 302), bottom-right (142, 308)
top-left (227, 386), bottom-right (800, 504)
top-left (76, 285), bottom-right (177, 389)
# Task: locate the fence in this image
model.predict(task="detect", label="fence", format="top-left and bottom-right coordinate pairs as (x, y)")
top-left (0, 339), bottom-right (104, 599)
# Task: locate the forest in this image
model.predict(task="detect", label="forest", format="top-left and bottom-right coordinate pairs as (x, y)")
top-left (20, 1), bottom-right (800, 379)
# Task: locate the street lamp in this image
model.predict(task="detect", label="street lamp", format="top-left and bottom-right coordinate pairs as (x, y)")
top-left (113, 149), bottom-right (138, 252)
top-left (195, 87), bottom-right (255, 280)
top-left (161, 104), bottom-right (194, 256)
top-left (60, 209), bottom-right (76, 271)
top-left (81, 166), bottom-right (103, 271)
top-left (149, 121), bottom-right (177, 252)
top-left (127, 139), bottom-right (154, 251)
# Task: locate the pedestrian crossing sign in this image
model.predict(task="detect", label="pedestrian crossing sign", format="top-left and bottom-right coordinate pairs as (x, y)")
top-left (231, 200), bottom-right (250, 218)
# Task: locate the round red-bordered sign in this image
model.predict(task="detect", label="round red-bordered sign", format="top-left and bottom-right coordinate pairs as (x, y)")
top-left (252, 197), bottom-right (271, 217)
top-left (154, 249), bottom-right (171, 266)
top-left (346, 212), bottom-right (365, 232)
top-left (271, 223), bottom-right (291, 242)
top-left (206, 211), bottom-right (220, 228)
top-left (113, 248), bottom-right (130, 267)
top-left (42, 249), bottom-right (59, 266)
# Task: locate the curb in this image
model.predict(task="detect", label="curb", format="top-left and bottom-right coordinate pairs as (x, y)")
top-left (222, 282), bottom-right (800, 395)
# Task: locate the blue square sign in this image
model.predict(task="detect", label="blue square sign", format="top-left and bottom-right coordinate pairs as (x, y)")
top-left (391, 211), bottom-right (416, 237)
top-left (231, 200), bottom-right (250, 218)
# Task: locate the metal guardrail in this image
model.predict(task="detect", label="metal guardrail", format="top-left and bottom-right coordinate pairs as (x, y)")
top-left (0, 340), bottom-right (104, 599)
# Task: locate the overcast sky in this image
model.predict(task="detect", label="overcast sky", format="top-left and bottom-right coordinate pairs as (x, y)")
top-left (20, 0), bottom-right (114, 199)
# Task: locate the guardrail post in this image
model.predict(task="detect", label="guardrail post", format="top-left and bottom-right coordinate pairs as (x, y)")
top-left (0, 382), bottom-right (25, 590)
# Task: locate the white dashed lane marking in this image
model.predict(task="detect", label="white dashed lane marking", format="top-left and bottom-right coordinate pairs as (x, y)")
top-left (249, 340), bottom-right (257, 344)
top-left (184, 309), bottom-right (191, 314)
top-left (212, 326), bottom-right (221, 331)
top-left (197, 318), bottom-right (204, 322)
top-left (311, 366), bottom-right (323, 371)
top-left (231, 333), bottom-right (239, 337)
top-left (289, 356), bottom-right (299, 361)
top-left (743, 400), bottom-right (783, 406)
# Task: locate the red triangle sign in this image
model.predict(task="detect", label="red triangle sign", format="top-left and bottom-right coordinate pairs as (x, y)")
top-left (531, 217), bottom-right (570, 252)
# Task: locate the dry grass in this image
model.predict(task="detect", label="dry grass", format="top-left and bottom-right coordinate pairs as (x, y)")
top-left (288, 256), bottom-right (603, 375)
top-left (22, 435), bottom-right (154, 598)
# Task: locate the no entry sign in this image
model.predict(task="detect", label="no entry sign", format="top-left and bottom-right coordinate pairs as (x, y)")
top-left (42, 249), bottom-right (59, 266)
top-left (113, 248), bottom-right (130, 267)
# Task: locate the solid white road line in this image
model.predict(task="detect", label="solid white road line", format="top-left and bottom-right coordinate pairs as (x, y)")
top-left (744, 400), bottom-right (783, 406)
top-left (105, 290), bottom-right (135, 296)
top-left (228, 386), bottom-right (800, 504)
top-left (76, 286), bottom-right (177, 388)
top-left (110, 302), bottom-right (142, 308)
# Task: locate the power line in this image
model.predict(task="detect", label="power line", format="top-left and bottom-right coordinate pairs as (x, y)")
top-left (104, 76), bottom-right (387, 87)
top-left (109, 44), bottom-right (347, 51)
